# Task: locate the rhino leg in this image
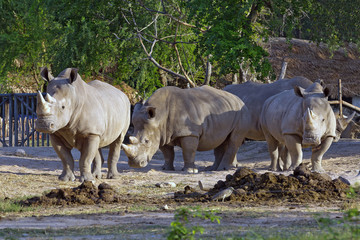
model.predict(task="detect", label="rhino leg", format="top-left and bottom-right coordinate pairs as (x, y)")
top-left (264, 133), bottom-right (280, 171)
top-left (216, 131), bottom-right (244, 171)
top-left (92, 149), bottom-right (104, 179)
top-left (179, 136), bottom-right (198, 173)
top-left (160, 145), bottom-right (175, 171)
top-left (205, 141), bottom-right (226, 171)
top-left (311, 136), bottom-right (333, 173)
top-left (50, 134), bottom-right (75, 182)
top-left (279, 145), bottom-right (291, 171)
top-left (107, 135), bottom-right (123, 179)
top-left (284, 135), bottom-right (303, 170)
top-left (79, 135), bottom-right (100, 182)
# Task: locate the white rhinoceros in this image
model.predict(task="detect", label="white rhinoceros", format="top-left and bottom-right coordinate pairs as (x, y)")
top-left (260, 82), bottom-right (336, 172)
top-left (35, 67), bottom-right (131, 182)
top-left (224, 77), bottom-right (354, 170)
top-left (121, 85), bottom-right (251, 173)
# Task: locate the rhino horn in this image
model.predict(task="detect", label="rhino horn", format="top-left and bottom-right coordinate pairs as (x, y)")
top-left (122, 143), bottom-right (137, 158)
top-left (37, 91), bottom-right (51, 114)
top-left (129, 136), bottom-right (139, 144)
top-left (305, 108), bottom-right (315, 125)
top-left (346, 112), bottom-right (356, 123)
top-left (45, 93), bottom-right (57, 104)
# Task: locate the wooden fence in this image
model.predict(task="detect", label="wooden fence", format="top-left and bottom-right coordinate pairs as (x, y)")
top-left (0, 93), bottom-right (50, 147)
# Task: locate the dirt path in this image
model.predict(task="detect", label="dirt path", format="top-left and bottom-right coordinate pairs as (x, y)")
top-left (0, 139), bottom-right (359, 237)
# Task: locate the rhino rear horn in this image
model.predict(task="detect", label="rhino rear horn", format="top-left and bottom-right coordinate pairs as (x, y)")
top-left (45, 93), bottom-right (57, 104)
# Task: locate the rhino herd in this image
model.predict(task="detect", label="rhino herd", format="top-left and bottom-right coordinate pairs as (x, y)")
top-left (35, 68), bottom-right (355, 182)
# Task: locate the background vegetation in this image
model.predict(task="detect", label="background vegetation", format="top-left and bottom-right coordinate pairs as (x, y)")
top-left (1, 0), bottom-right (359, 96)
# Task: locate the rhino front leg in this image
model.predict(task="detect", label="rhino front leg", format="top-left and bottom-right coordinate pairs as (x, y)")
top-left (79, 135), bottom-right (100, 182)
top-left (107, 135), bottom-right (123, 179)
top-left (311, 136), bottom-right (333, 173)
top-left (284, 135), bottom-right (303, 170)
top-left (92, 149), bottom-right (104, 179)
top-left (179, 136), bottom-right (199, 173)
top-left (160, 145), bottom-right (175, 171)
top-left (50, 134), bottom-right (75, 182)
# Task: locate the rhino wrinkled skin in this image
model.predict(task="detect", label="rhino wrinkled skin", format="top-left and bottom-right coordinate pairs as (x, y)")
top-left (224, 77), bottom-right (354, 170)
top-left (260, 82), bottom-right (336, 172)
top-left (35, 67), bottom-right (130, 182)
top-left (122, 85), bottom-right (251, 173)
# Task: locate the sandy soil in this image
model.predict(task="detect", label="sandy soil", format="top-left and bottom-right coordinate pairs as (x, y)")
top-left (0, 139), bottom-right (359, 235)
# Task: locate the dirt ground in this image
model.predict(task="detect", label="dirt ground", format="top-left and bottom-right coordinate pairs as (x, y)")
top-left (0, 139), bottom-right (359, 239)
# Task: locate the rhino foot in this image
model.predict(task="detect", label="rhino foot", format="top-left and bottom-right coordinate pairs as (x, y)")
top-left (107, 172), bottom-right (120, 179)
top-left (183, 167), bottom-right (198, 174)
top-left (311, 167), bottom-right (325, 173)
top-left (204, 165), bottom-right (217, 171)
top-left (217, 162), bottom-right (236, 171)
top-left (80, 172), bottom-right (96, 183)
top-left (58, 171), bottom-right (75, 182)
top-left (92, 170), bottom-right (102, 179)
top-left (161, 164), bottom-right (175, 171)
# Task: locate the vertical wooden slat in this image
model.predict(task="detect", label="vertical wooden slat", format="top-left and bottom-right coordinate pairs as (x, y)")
top-left (8, 94), bottom-right (13, 147)
top-left (339, 79), bottom-right (343, 117)
top-left (14, 95), bottom-right (18, 146)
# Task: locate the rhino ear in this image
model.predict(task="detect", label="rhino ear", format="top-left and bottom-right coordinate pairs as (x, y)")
top-left (294, 86), bottom-right (305, 98)
top-left (146, 106), bottom-right (156, 119)
top-left (69, 68), bottom-right (79, 84)
top-left (323, 87), bottom-right (331, 98)
top-left (40, 67), bottom-right (54, 82)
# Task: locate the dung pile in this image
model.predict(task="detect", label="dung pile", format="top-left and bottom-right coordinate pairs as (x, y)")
top-left (175, 164), bottom-right (351, 204)
top-left (21, 181), bottom-right (121, 207)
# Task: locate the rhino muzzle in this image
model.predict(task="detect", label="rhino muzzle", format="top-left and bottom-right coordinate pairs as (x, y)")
top-left (122, 143), bottom-right (149, 168)
top-left (35, 118), bottom-right (56, 133)
top-left (302, 135), bottom-right (321, 146)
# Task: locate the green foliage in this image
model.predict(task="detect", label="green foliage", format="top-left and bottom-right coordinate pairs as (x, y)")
top-left (167, 206), bottom-right (221, 240)
top-left (0, 198), bottom-right (33, 213)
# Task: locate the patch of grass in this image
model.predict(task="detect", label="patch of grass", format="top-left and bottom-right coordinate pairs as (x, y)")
top-left (0, 198), bottom-right (34, 213)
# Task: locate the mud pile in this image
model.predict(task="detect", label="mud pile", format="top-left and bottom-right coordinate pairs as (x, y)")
top-left (21, 182), bottom-right (121, 207)
top-left (175, 164), bottom-right (351, 204)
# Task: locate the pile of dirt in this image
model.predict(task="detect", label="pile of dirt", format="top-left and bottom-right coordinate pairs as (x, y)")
top-left (21, 182), bottom-right (121, 207)
top-left (175, 164), bottom-right (352, 205)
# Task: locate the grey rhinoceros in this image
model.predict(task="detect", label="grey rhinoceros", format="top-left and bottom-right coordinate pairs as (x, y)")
top-left (35, 67), bottom-right (130, 182)
top-left (260, 82), bottom-right (336, 172)
top-left (121, 85), bottom-right (251, 173)
top-left (224, 77), bottom-right (354, 170)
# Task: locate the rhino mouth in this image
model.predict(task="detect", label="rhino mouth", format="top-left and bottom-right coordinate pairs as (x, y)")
top-left (302, 135), bottom-right (321, 146)
top-left (35, 119), bottom-right (56, 134)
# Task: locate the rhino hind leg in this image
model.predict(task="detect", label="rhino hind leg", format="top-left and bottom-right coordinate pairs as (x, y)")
top-left (205, 141), bottom-right (227, 171)
top-left (160, 145), bottom-right (175, 171)
top-left (92, 149), bottom-right (104, 179)
top-left (179, 136), bottom-right (199, 173)
top-left (216, 131), bottom-right (244, 171)
top-left (311, 136), bottom-right (333, 173)
top-left (107, 135), bottom-right (123, 179)
top-left (50, 135), bottom-right (75, 182)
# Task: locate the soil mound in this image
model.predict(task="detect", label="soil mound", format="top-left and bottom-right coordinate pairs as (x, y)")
top-left (21, 182), bottom-right (121, 207)
top-left (175, 164), bottom-right (351, 205)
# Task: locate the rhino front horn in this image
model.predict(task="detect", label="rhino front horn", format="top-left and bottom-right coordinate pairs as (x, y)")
top-left (121, 143), bottom-right (137, 158)
top-left (37, 91), bottom-right (51, 114)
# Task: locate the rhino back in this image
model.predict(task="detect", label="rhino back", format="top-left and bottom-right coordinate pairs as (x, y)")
top-left (260, 90), bottom-right (303, 143)
top-left (147, 86), bottom-right (249, 149)
top-left (72, 80), bottom-right (130, 147)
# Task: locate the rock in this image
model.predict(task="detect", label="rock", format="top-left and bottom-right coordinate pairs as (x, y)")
top-left (155, 182), bottom-right (176, 188)
top-left (15, 149), bottom-right (26, 156)
top-left (162, 204), bottom-right (169, 210)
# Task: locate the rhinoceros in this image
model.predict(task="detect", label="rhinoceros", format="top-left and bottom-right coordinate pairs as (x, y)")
top-left (35, 67), bottom-right (130, 182)
top-left (260, 82), bottom-right (336, 172)
top-left (224, 77), bottom-right (354, 170)
top-left (121, 85), bottom-right (251, 173)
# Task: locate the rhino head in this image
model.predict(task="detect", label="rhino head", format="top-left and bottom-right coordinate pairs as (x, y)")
top-left (35, 67), bottom-right (79, 134)
top-left (294, 83), bottom-right (335, 147)
top-left (122, 103), bottom-right (161, 168)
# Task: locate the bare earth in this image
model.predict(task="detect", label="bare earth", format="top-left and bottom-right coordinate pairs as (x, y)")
top-left (0, 139), bottom-right (359, 238)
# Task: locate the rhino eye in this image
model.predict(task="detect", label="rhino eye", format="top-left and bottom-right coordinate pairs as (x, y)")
top-left (144, 139), bottom-right (149, 144)
top-left (62, 106), bottom-right (65, 109)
